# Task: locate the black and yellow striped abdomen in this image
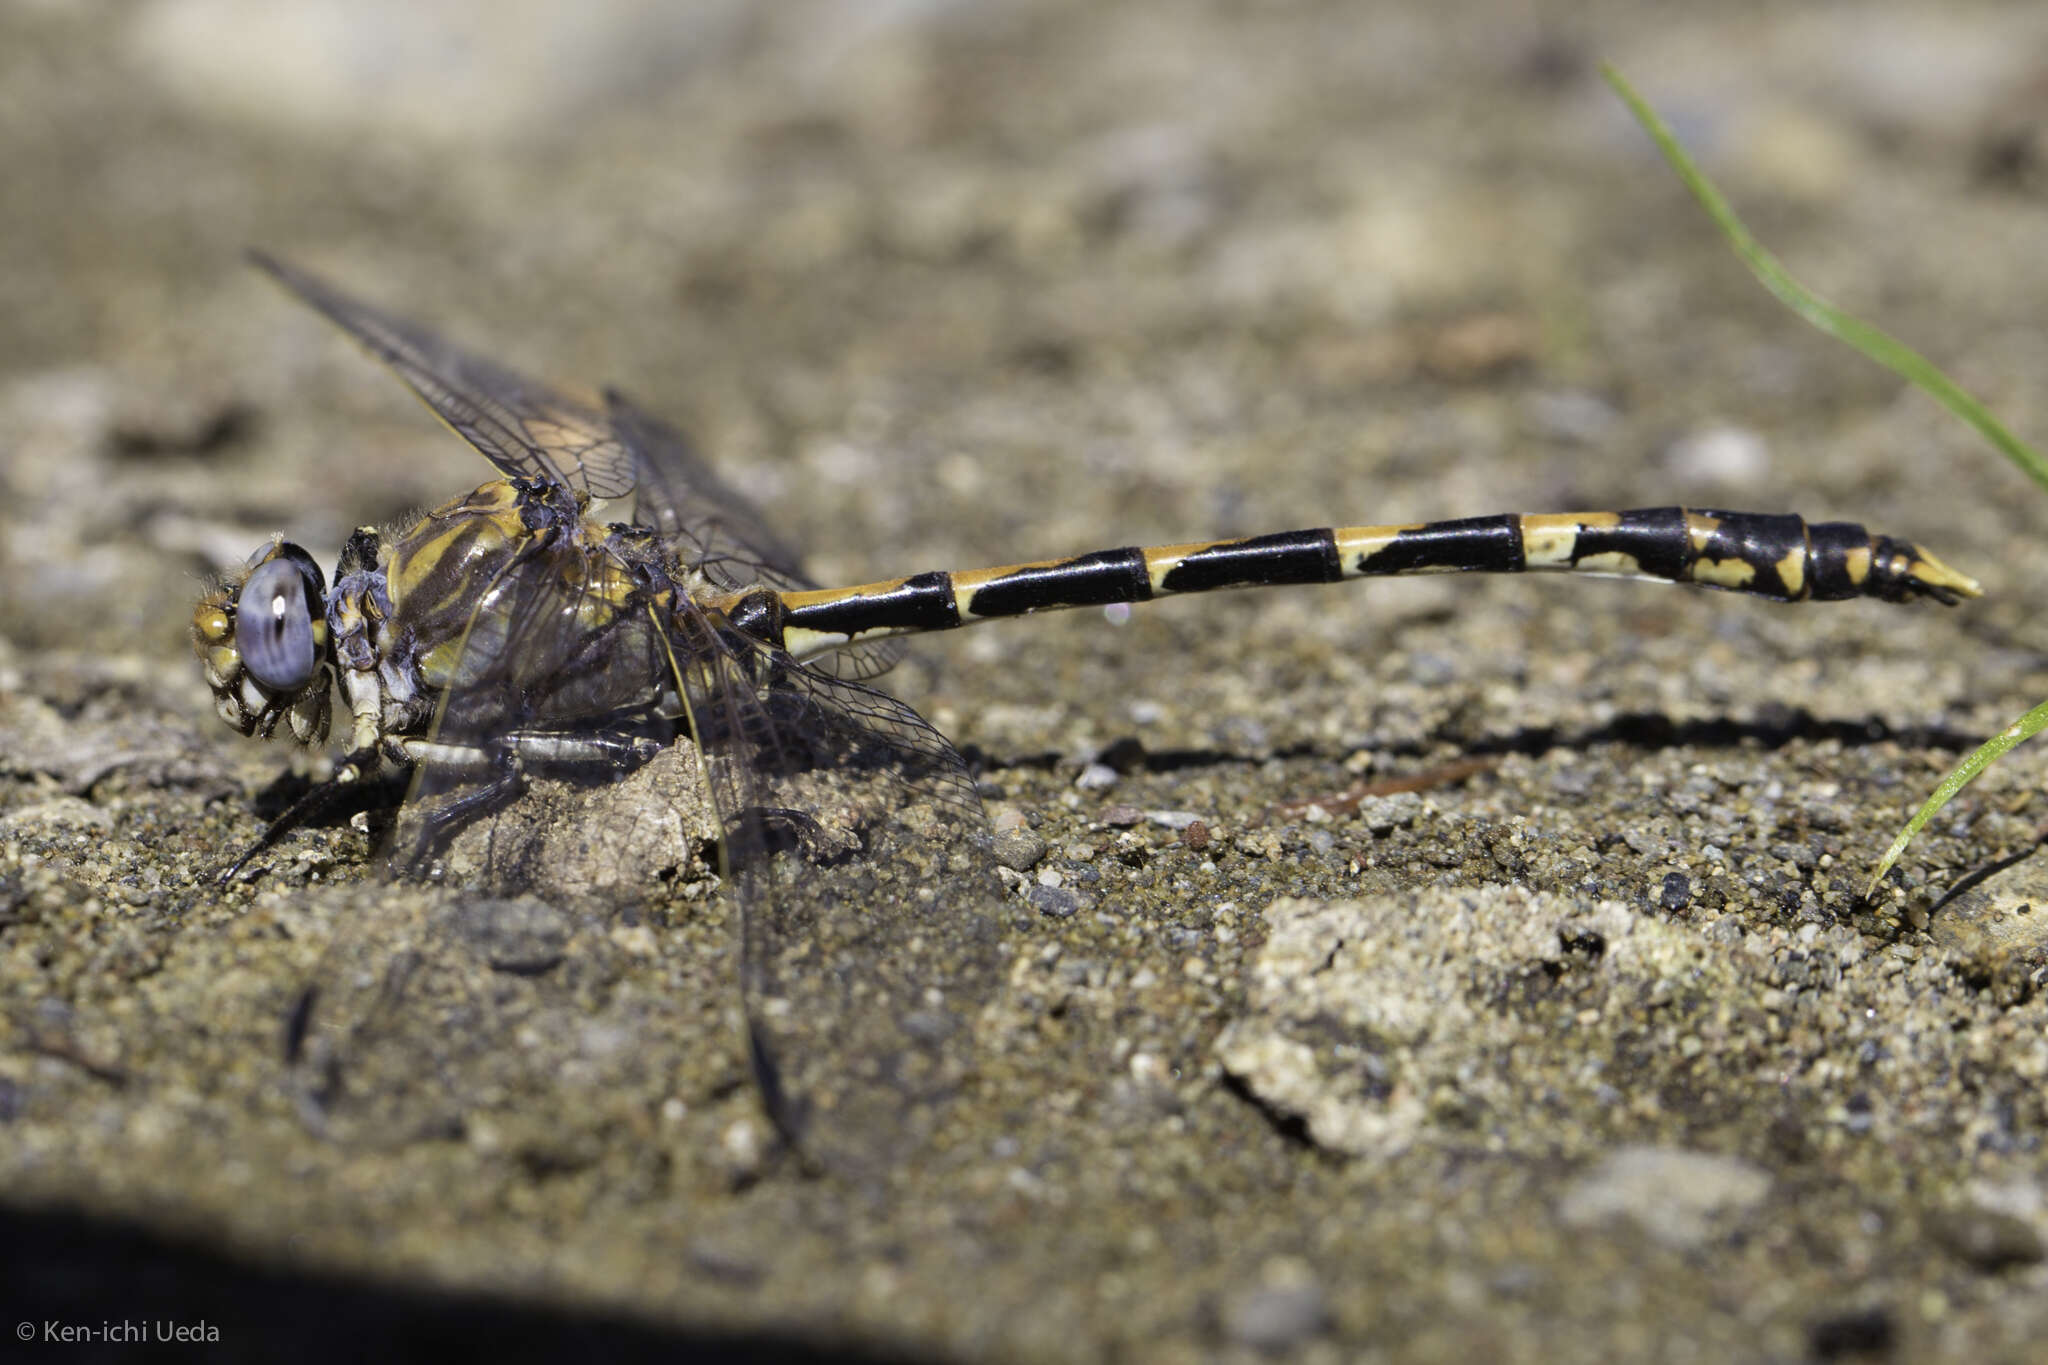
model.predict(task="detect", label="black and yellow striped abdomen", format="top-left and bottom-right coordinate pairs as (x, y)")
top-left (770, 507), bottom-right (1978, 659)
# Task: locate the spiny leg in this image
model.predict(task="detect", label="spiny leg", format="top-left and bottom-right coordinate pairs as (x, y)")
top-left (399, 730), bottom-right (664, 772)
top-left (223, 729), bottom-right (668, 883)
top-left (391, 729), bottom-right (671, 839)
top-left (219, 746), bottom-right (390, 885)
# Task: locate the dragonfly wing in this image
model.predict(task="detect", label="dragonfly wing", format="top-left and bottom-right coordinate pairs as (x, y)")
top-left (389, 525), bottom-right (696, 885)
top-left (286, 532), bottom-right (713, 1148)
top-left (678, 630), bottom-right (1007, 1175)
top-left (250, 250), bottom-right (638, 500)
top-left (604, 389), bottom-right (909, 683)
top-left (282, 884), bottom-right (727, 1155)
top-left (251, 252), bottom-right (906, 680)
top-left (256, 256), bottom-right (982, 1161)
top-left (602, 388), bottom-right (811, 592)
top-left (287, 523), bottom-right (1000, 1170)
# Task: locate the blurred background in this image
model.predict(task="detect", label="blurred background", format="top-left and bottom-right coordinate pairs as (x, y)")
top-left (10, 0), bottom-right (2048, 673)
top-left (6, 2), bottom-right (2048, 1360)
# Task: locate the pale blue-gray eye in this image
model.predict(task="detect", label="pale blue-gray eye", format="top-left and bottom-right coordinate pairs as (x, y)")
top-left (239, 557), bottom-right (318, 693)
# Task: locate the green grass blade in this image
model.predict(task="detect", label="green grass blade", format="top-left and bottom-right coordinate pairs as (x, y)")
top-left (1601, 64), bottom-right (2048, 497)
top-left (1605, 64), bottom-right (2048, 896)
top-left (1863, 698), bottom-right (2048, 898)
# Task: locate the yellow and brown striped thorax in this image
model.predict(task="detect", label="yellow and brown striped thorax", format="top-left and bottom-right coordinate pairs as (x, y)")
top-left (375, 479), bottom-right (652, 690)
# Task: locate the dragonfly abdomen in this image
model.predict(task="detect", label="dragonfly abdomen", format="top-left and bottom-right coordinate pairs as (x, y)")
top-left (1339, 508), bottom-right (1959, 602)
top-left (772, 507), bottom-right (1978, 659)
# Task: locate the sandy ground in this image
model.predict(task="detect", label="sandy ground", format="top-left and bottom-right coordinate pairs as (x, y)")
top-left (6, 2), bottom-right (2048, 1361)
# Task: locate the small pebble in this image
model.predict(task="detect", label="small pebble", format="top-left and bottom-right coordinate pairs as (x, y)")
top-left (991, 807), bottom-right (1031, 834)
top-left (1075, 762), bottom-right (1120, 792)
top-left (1704, 915), bottom-right (1745, 944)
top-left (1557, 1146), bottom-right (1770, 1249)
top-left (1220, 1259), bottom-right (1329, 1351)
top-left (720, 1119), bottom-right (763, 1179)
top-left (1100, 804), bottom-right (1144, 827)
top-left (1028, 885), bottom-right (1081, 919)
top-left (900, 1010), bottom-right (957, 1044)
top-left (992, 829), bottom-right (1048, 872)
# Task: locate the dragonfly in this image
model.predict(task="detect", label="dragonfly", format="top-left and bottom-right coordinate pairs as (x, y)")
top-left (195, 252), bottom-right (1982, 1174)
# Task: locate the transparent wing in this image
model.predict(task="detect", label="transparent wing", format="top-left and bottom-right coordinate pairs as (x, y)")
top-left (251, 252), bottom-right (906, 681)
top-left (602, 388), bottom-right (812, 592)
top-left (287, 525), bottom-right (1004, 1173)
top-left (603, 389), bottom-right (908, 683)
top-left (382, 530), bottom-right (689, 887)
top-left (284, 522), bottom-right (702, 1147)
top-left (251, 250), bottom-right (637, 500)
top-left (282, 884), bottom-right (731, 1160)
top-left (679, 633), bottom-right (1006, 1174)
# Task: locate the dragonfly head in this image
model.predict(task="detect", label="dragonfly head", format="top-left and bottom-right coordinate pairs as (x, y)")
top-left (192, 537), bottom-right (335, 745)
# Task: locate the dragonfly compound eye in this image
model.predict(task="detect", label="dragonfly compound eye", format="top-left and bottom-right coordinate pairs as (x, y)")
top-left (238, 556), bottom-right (321, 693)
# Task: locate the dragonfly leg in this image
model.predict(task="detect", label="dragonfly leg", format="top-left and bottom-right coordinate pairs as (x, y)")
top-left (396, 729), bottom-right (664, 773)
top-left (218, 746), bottom-right (386, 885)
